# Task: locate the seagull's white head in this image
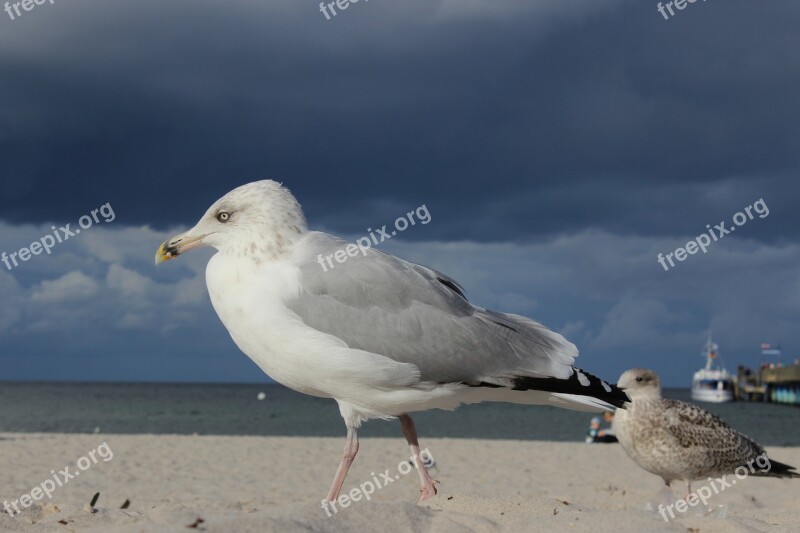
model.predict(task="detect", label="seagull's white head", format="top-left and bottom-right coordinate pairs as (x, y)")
top-left (155, 180), bottom-right (307, 265)
top-left (616, 368), bottom-right (662, 401)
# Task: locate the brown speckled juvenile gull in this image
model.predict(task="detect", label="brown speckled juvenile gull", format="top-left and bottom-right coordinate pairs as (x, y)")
top-left (613, 368), bottom-right (798, 497)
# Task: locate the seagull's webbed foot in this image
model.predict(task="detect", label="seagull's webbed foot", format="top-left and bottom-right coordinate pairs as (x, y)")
top-left (419, 477), bottom-right (439, 501)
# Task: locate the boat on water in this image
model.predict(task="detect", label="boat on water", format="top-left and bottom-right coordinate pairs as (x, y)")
top-left (691, 337), bottom-right (734, 403)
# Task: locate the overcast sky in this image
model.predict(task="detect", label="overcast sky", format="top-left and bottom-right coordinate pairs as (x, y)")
top-left (1, 0), bottom-right (798, 386)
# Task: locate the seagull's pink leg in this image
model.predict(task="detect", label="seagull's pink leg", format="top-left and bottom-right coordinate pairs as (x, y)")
top-left (325, 427), bottom-right (359, 502)
top-left (660, 479), bottom-right (674, 505)
top-left (399, 414), bottom-right (438, 501)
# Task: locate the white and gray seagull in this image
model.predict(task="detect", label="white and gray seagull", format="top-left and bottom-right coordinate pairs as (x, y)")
top-left (155, 180), bottom-right (628, 502)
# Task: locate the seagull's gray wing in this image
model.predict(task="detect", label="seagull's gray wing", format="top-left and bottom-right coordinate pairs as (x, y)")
top-left (287, 232), bottom-right (626, 406)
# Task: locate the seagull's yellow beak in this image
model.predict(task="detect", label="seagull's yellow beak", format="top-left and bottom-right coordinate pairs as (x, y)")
top-left (155, 233), bottom-right (206, 265)
top-left (154, 241), bottom-right (170, 265)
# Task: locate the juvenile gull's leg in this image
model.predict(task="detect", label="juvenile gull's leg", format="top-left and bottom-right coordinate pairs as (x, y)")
top-left (660, 479), bottom-right (675, 505)
top-left (399, 414), bottom-right (438, 501)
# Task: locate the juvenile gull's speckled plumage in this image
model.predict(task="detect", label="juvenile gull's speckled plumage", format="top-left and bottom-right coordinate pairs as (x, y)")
top-left (613, 368), bottom-right (798, 496)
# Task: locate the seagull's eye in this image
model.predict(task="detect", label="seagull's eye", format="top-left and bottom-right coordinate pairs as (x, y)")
top-left (635, 376), bottom-right (644, 382)
top-left (217, 212), bottom-right (231, 223)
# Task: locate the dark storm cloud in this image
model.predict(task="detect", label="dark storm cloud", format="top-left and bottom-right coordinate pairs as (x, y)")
top-left (2, 0), bottom-right (800, 387)
top-left (1, 0), bottom-right (798, 242)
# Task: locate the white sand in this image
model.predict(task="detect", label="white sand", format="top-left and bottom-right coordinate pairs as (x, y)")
top-left (1, 433), bottom-right (798, 532)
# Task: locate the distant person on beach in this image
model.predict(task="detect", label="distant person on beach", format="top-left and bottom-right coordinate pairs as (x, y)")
top-left (586, 411), bottom-right (618, 443)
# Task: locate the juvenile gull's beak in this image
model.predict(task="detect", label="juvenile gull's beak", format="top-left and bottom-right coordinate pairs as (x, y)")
top-left (155, 232), bottom-right (206, 265)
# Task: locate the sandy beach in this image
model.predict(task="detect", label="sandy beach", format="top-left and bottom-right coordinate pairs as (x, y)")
top-left (1, 433), bottom-right (798, 532)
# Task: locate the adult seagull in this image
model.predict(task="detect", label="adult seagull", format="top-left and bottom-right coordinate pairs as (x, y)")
top-left (155, 180), bottom-right (628, 502)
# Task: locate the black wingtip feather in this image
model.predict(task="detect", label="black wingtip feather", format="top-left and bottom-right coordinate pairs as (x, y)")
top-left (437, 277), bottom-right (467, 300)
top-left (509, 367), bottom-right (629, 409)
top-left (756, 459), bottom-right (800, 479)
